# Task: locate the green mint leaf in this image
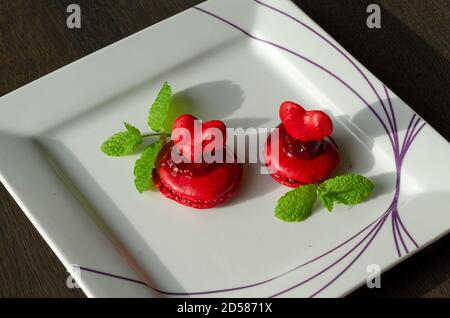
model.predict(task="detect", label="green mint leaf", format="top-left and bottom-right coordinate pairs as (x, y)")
top-left (133, 140), bottom-right (163, 193)
top-left (101, 123), bottom-right (143, 156)
top-left (317, 175), bottom-right (374, 210)
top-left (148, 82), bottom-right (172, 132)
top-left (275, 184), bottom-right (317, 222)
top-left (319, 192), bottom-right (334, 212)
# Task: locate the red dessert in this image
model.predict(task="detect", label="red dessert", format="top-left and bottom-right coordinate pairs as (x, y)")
top-left (153, 115), bottom-right (243, 209)
top-left (265, 101), bottom-right (341, 187)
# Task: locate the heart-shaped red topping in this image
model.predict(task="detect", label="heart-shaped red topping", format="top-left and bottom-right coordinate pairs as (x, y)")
top-left (279, 101), bottom-right (333, 141)
top-left (172, 114), bottom-right (227, 162)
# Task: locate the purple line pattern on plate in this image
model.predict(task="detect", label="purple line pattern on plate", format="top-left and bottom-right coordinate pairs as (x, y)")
top-left (79, 2), bottom-right (425, 297)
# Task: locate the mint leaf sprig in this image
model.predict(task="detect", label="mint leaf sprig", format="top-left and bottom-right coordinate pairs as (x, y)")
top-left (101, 122), bottom-right (143, 157)
top-left (148, 81), bottom-right (172, 133)
top-left (318, 175), bottom-right (374, 212)
top-left (275, 175), bottom-right (374, 222)
top-left (275, 184), bottom-right (317, 222)
top-left (134, 140), bottom-right (164, 193)
top-left (100, 82), bottom-right (174, 193)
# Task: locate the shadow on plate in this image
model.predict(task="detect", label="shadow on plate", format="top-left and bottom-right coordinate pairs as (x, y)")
top-left (171, 80), bottom-right (245, 120)
top-left (334, 97), bottom-right (417, 178)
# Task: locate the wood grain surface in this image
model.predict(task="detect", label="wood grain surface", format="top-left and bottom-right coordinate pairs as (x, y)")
top-left (0, 0), bottom-right (449, 298)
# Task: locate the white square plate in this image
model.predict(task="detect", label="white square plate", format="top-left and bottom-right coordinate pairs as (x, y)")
top-left (1, 0), bottom-right (449, 298)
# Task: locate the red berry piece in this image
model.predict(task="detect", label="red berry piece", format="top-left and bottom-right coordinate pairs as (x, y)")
top-left (172, 114), bottom-right (227, 162)
top-left (280, 101), bottom-right (333, 141)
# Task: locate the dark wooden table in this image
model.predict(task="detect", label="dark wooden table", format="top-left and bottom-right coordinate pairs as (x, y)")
top-left (0, 0), bottom-right (449, 298)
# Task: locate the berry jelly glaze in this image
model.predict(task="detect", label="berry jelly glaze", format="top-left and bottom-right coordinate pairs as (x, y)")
top-left (283, 128), bottom-right (325, 159)
top-left (265, 124), bottom-right (341, 187)
top-left (153, 141), bottom-right (243, 209)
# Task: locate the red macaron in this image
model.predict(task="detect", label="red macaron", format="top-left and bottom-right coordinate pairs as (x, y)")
top-left (153, 115), bottom-right (243, 209)
top-left (265, 102), bottom-right (341, 187)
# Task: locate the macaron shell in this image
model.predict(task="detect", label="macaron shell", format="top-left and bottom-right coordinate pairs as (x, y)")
top-left (268, 171), bottom-right (305, 188)
top-left (153, 142), bottom-right (243, 209)
top-left (265, 124), bottom-right (341, 186)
